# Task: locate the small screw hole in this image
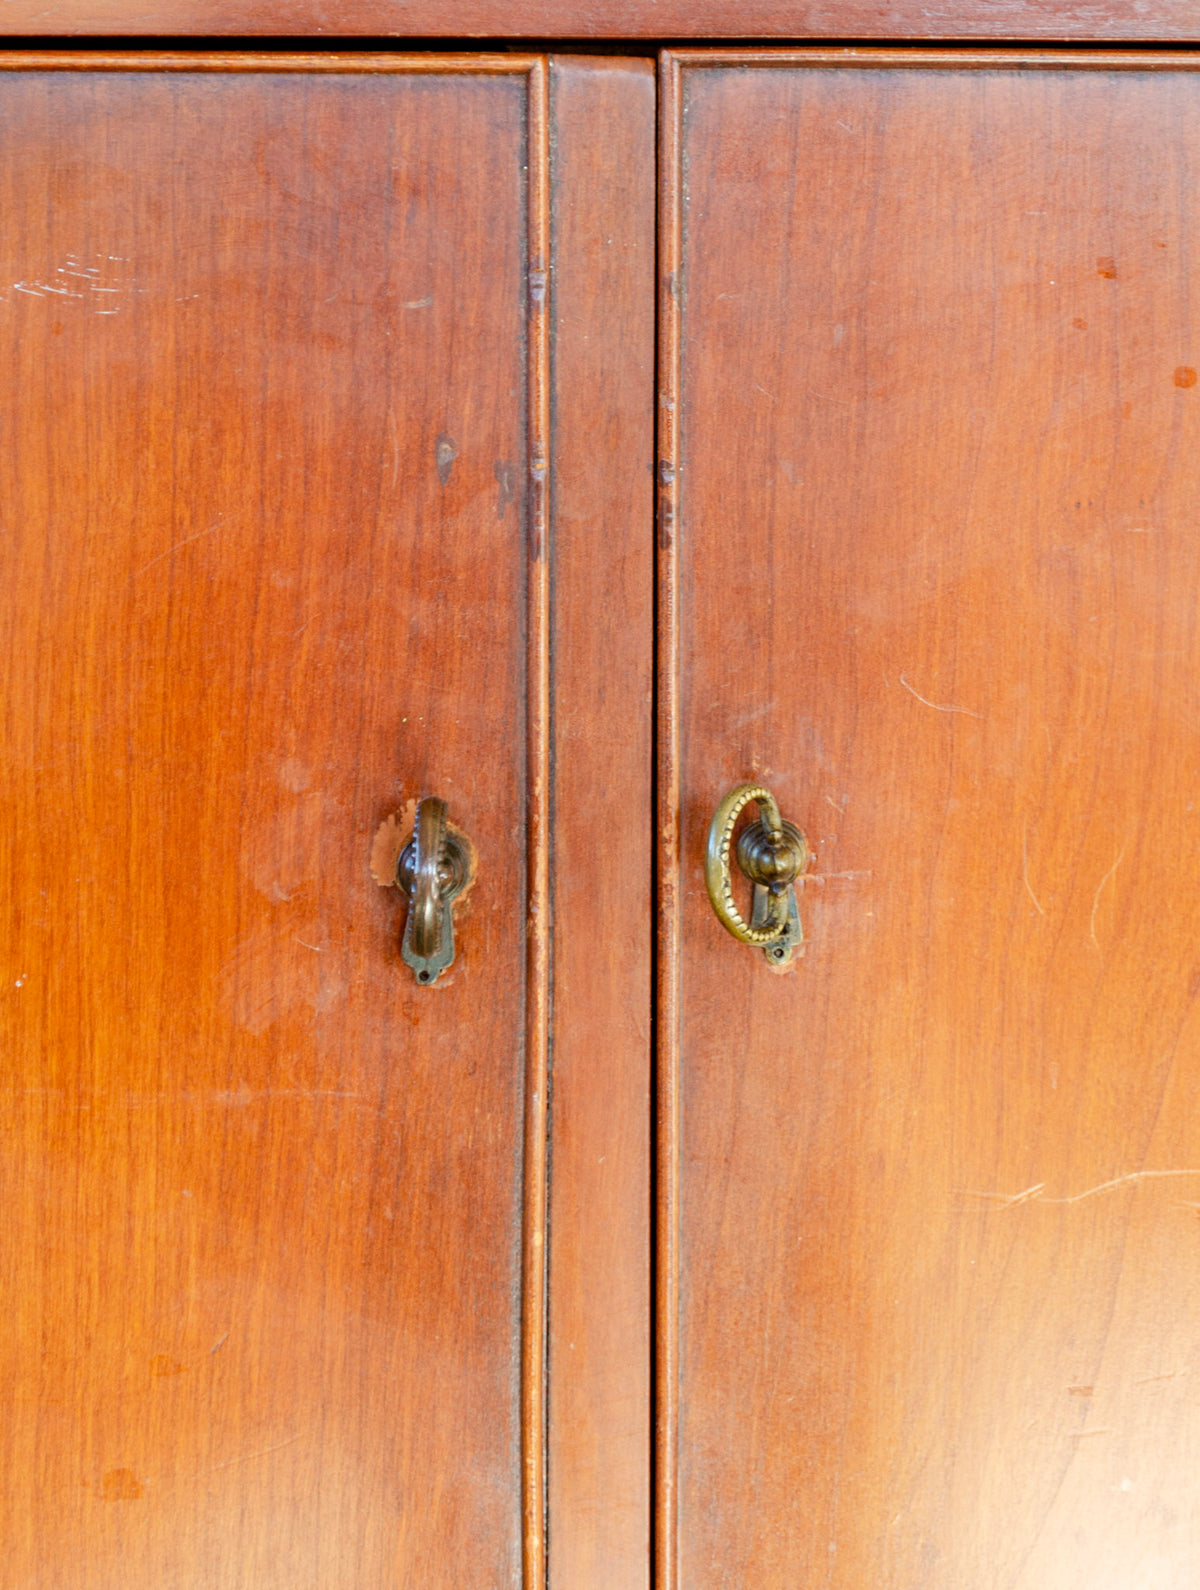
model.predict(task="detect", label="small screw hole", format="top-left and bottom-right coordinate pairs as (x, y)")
top-left (419, 971), bottom-right (430, 982)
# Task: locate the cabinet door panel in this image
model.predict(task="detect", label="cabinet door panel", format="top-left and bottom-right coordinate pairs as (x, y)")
top-left (659, 51), bottom-right (1200, 1589)
top-left (0, 54), bottom-right (653, 1589)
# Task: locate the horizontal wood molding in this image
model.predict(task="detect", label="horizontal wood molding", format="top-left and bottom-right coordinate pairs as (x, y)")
top-left (2, 1), bottom-right (1200, 40)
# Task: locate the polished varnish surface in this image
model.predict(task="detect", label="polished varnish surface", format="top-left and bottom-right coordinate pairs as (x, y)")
top-left (0, 57), bottom-right (544, 1587)
top-left (660, 53), bottom-right (1200, 1588)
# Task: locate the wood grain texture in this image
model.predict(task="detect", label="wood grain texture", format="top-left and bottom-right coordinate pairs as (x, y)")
top-left (0, 55), bottom-right (552, 1588)
top-left (661, 51), bottom-right (1200, 1589)
top-left (3, 0), bottom-right (1200, 41)
top-left (546, 55), bottom-right (654, 1590)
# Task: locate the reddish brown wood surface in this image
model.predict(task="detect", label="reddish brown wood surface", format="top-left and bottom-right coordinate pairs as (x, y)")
top-left (546, 55), bottom-right (654, 1590)
top-left (661, 51), bottom-right (1200, 1588)
top-left (0, 54), bottom-right (558, 1588)
top-left (2, 0), bottom-right (1200, 41)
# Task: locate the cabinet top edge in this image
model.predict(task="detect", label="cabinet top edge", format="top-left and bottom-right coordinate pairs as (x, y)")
top-left (2, 3), bottom-right (1200, 42)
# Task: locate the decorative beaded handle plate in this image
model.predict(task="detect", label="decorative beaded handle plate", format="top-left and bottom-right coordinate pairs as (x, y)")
top-left (704, 782), bottom-right (808, 965)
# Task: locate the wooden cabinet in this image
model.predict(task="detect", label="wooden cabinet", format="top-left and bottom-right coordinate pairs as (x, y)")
top-left (2, 22), bottom-right (1200, 1590)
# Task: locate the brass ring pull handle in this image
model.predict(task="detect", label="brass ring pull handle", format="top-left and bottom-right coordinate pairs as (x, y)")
top-left (396, 796), bottom-right (471, 985)
top-left (705, 782), bottom-right (809, 965)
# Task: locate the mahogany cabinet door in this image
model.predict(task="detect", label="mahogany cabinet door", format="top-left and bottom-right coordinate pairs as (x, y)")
top-left (0, 52), bottom-right (653, 1589)
top-left (659, 50), bottom-right (1200, 1588)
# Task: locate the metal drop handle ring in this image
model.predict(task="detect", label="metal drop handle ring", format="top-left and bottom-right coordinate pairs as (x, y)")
top-left (705, 782), bottom-right (808, 963)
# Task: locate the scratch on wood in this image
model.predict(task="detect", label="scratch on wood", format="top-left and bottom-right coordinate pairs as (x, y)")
top-left (1022, 827), bottom-right (1046, 915)
top-left (1090, 846), bottom-right (1126, 947)
top-left (969, 1169), bottom-right (1200, 1210)
top-left (133, 518), bottom-right (225, 578)
top-left (964, 1181), bottom-right (1045, 1209)
top-left (898, 673), bottom-right (982, 718)
top-left (210, 1434), bottom-right (300, 1472)
top-left (1048, 1169), bottom-right (1200, 1204)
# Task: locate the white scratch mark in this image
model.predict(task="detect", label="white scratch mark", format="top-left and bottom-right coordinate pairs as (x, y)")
top-left (210, 1434), bottom-right (301, 1471)
top-left (1134, 1368), bottom-right (1187, 1384)
top-left (1070, 1427), bottom-right (1113, 1440)
top-left (964, 1181), bottom-right (1046, 1210)
top-left (898, 673), bottom-right (982, 718)
top-left (754, 383), bottom-right (776, 401)
top-left (1048, 1169), bottom-right (1200, 1204)
top-left (1022, 827), bottom-right (1045, 915)
top-left (210, 1332), bottom-right (230, 1354)
top-left (804, 870), bottom-right (873, 886)
top-left (133, 518), bottom-right (225, 578)
top-left (1089, 846), bottom-right (1126, 947)
top-left (13, 283), bottom-right (46, 296)
top-left (294, 939), bottom-right (323, 953)
top-left (970, 1169), bottom-right (1200, 1211)
top-left (403, 294), bottom-right (433, 309)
